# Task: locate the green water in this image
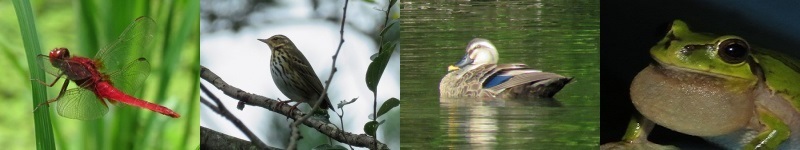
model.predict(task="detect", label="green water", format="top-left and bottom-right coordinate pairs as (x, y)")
top-left (400, 0), bottom-right (600, 149)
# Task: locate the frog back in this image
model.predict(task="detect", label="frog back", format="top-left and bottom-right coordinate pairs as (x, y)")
top-left (752, 48), bottom-right (800, 111)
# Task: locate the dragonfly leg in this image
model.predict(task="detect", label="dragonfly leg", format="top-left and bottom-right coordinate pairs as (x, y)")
top-left (34, 80), bottom-right (70, 112)
top-left (31, 72), bottom-right (64, 87)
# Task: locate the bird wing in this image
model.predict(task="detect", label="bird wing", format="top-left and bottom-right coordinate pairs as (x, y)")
top-left (483, 66), bottom-right (567, 94)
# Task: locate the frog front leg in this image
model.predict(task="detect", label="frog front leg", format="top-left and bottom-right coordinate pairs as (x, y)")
top-left (744, 108), bottom-right (790, 150)
top-left (601, 114), bottom-right (678, 150)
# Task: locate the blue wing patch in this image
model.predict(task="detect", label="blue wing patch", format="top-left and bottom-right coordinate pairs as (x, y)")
top-left (483, 75), bottom-right (513, 88)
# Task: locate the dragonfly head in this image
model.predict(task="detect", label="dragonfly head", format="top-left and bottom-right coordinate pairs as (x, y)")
top-left (49, 47), bottom-right (71, 60)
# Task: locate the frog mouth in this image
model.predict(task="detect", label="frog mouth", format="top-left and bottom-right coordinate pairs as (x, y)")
top-left (650, 58), bottom-right (751, 81)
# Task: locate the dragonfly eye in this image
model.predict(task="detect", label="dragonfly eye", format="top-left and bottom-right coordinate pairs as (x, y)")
top-left (60, 48), bottom-right (71, 58)
top-left (50, 47), bottom-right (71, 59)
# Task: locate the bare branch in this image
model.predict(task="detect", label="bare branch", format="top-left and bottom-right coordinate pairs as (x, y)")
top-left (200, 66), bottom-right (388, 149)
top-left (200, 127), bottom-right (280, 150)
top-left (200, 126), bottom-right (280, 150)
top-left (200, 84), bottom-right (269, 149)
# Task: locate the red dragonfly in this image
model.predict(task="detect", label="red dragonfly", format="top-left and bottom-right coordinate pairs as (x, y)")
top-left (34, 16), bottom-right (180, 120)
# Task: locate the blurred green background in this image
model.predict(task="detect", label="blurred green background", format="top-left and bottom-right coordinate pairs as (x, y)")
top-left (2, 0), bottom-right (199, 149)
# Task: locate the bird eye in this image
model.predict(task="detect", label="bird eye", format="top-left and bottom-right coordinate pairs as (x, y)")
top-left (717, 39), bottom-right (749, 64)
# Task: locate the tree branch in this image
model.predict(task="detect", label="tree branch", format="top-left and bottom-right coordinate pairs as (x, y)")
top-left (200, 126), bottom-right (280, 150)
top-left (200, 84), bottom-right (269, 149)
top-left (200, 66), bottom-right (388, 149)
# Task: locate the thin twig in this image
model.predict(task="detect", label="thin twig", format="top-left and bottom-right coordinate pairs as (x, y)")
top-left (200, 84), bottom-right (269, 149)
top-left (200, 66), bottom-right (388, 149)
top-left (200, 126), bottom-right (280, 150)
top-left (340, 105), bottom-right (353, 150)
top-left (200, 97), bottom-right (220, 114)
top-left (288, 0), bottom-right (351, 149)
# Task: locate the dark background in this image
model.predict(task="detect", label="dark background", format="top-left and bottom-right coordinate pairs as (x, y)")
top-left (601, 0), bottom-right (800, 148)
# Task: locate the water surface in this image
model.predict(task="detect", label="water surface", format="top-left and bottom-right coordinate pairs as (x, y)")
top-left (401, 0), bottom-right (600, 149)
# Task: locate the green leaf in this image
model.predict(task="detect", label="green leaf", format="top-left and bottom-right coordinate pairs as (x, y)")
top-left (388, 0), bottom-right (398, 9)
top-left (365, 41), bottom-right (397, 92)
top-left (377, 98), bottom-right (399, 118)
top-left (363, 120), bottom-right (379, 137)
top-left (12, 0), bottom-right (56, 149)
top-left (390, 0), bottom-right (400, 20)
top-left (379, 20), bottom-right (399, 45)
top-left (370, 53), bottom-right (378, 61)
top-left (337, 97), bottom-right (359, 109)
top-left (380, 20), bottom-right (400, 41)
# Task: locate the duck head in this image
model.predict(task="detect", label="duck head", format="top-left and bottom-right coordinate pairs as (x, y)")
top-left (449, 38), bottom-right (500, 71)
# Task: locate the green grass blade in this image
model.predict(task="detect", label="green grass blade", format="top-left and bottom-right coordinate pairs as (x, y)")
top-left (11, 0), bottom-right (56, 149)
top-left (182, 59), bottom-right (200, 150)
top-left (74, 1), bottom-right (105, 150)
top-left (177, 1), bottom-right (201, 149)
top-left (137, 0), bottom-right (200, 148)
top-left (0, 41), bottom-right (29, 80)
top-left (75, 0), bottom-right (100, 55)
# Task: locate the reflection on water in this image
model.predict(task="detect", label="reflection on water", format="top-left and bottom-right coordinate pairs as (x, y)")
top-left (440, 97), bottom-right (563, 107)
top-left (440, 98), bottom-right (581, 149)
top-left (401, 0), bottom-right (599, 149)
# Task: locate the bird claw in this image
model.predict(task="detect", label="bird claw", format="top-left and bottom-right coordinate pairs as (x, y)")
top-left (277, 101), bottom-right (303, 120)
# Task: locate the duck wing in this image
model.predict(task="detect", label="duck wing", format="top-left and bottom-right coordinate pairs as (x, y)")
top-left (483, 65), bottom-right (571, 95)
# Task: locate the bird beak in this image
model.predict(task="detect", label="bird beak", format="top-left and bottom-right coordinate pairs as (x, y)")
top-left (447, 65), bottom-right (460, 71)
top-left (453, 54), bottom-right (473, 68)
top-left (257, 39), bottom-right (268, 43)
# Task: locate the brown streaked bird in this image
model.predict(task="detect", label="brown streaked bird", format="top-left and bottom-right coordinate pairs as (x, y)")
top-left (440, 38), bottom-right (573, 98)
top-left (258, 34), bottom-right (335, 113)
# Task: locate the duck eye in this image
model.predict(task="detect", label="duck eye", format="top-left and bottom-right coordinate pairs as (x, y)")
top-left (717, 39), bottom-right (749, 64)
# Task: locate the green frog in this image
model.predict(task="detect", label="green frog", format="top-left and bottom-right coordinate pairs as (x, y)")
top-left (603, 20), bottom-right (800, 149)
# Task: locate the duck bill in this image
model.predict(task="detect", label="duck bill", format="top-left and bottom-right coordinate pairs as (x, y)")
top-left (453, 55), bottom-right (474, 68)
top-left (447, 65), bottom-right (460, 71)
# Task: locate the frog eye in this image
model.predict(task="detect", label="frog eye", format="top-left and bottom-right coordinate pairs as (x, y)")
top-left (717, 39), bottom-right (750, 64)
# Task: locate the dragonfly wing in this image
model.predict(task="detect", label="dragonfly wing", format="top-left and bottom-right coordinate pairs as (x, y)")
top-left (57, 88), bottom-right (109, 120)
top-left (95, 16), bottom-right (155, 74)
top-left (108, 57), bottom-right (150, 95)
top-left (36, 55), bottom-right (63, 77)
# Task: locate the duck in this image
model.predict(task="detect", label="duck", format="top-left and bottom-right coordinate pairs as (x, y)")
top-left (439, 38), bottom-right (573, 98)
